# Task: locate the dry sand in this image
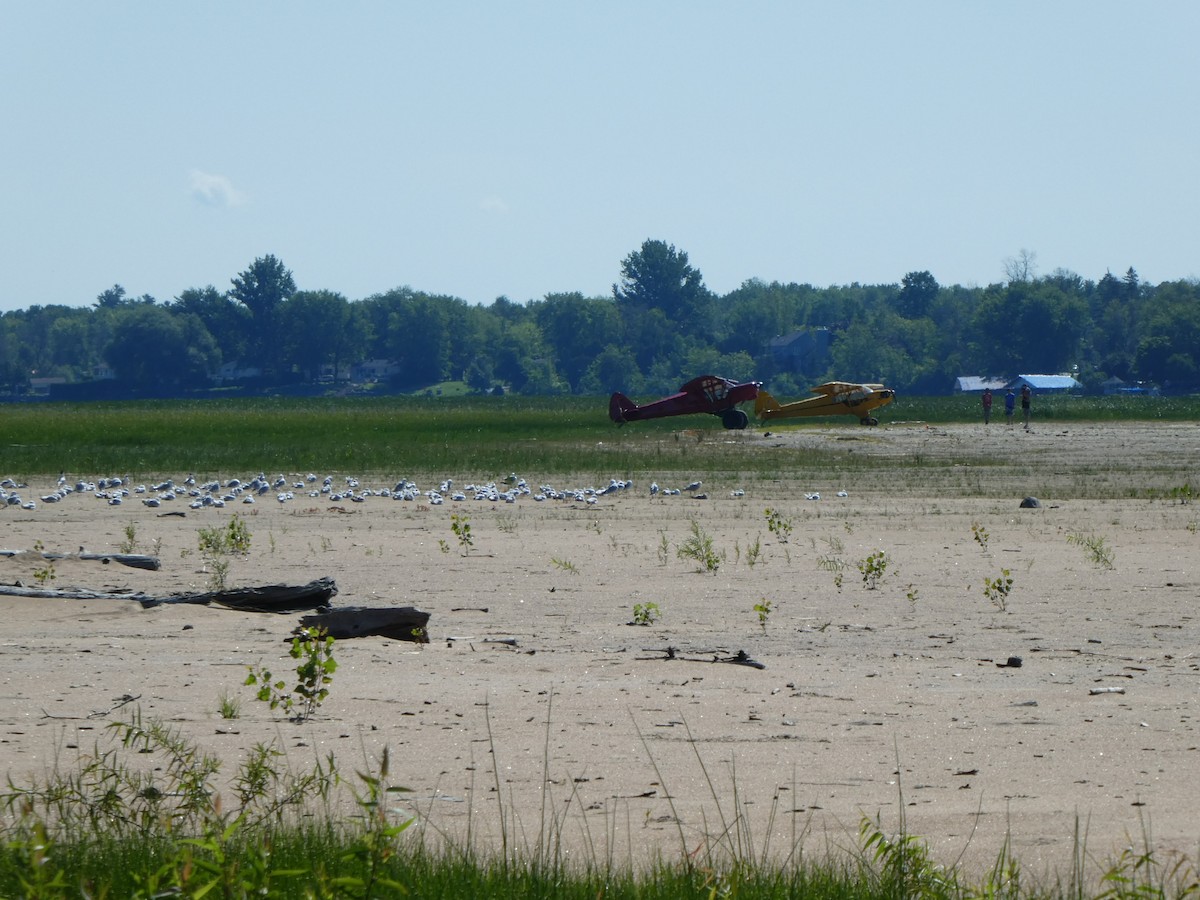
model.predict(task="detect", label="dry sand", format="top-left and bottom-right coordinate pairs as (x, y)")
top-left (2, 420), bottom-right (1200, 883)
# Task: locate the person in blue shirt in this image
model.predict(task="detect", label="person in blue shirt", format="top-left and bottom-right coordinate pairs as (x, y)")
top-left (1004, 389), bottom-right (1016, 426)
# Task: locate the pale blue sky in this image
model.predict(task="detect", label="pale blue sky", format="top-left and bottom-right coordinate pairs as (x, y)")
top-left (3, 3), bottom-right (1196, 313)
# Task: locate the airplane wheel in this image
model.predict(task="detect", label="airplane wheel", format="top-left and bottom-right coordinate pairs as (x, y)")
top-left (722, 409), bottom-right (749, 430)
top-left (861, 416), bottom-right (879, 426)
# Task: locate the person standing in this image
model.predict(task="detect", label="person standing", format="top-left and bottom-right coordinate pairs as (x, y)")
top-left (982, 388), bottom-right (993, 425)
top-left (1021, 384), bottom-right (1032, 430)
top-left (1004, 389), bottom-right (1016, 426)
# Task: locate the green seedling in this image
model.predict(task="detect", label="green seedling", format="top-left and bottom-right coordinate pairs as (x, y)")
top-left (198, 513), bottom-right (252, 590)
top-left (551, 557), bottom-right (578, 575)
top-left (753, 598), bottom-right (774, 631)
top-left (971, 521), bottom-right (989, 554)
top-left (245, 627), bottom-right (337, 723)
top-left (630, 602), bottom-right (660, 626)
top-left (450, 513), bottom-right (473, 555)
top-left (764, 507), bottom-right (793, 543)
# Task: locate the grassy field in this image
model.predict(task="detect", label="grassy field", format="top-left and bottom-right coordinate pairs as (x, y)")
top-left (1, 393), bottom-right (1196, 479)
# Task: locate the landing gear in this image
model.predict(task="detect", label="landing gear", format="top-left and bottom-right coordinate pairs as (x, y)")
top-left (721, 409), bottom-right (750, 430)
top-left (860, 416), bottom-right (879, 426)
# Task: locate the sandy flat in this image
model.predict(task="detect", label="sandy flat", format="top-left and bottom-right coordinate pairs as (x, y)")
top-left (2, 420), bottom-right (1199, 883)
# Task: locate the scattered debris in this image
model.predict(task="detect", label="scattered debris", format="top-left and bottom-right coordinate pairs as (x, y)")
top-left (637, 646), bottom-right (766, 669)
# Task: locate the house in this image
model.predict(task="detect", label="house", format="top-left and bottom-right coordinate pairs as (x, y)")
top-left (212, 361), bottom-right (263, 384)
top-left (767, 328), bottom-right (831, 375)
top-left (352, 359), bottom-right (400, 382)
top-left (1007, 374), bottom-right (1084, 393)
top-left (954, 376), bottom-right (1008, 393)
top-left (1101, 376), bottom-right (1159, 396)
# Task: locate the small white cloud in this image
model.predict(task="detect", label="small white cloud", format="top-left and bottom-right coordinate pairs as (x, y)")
top-left (479, 195), bottom-right (508, 214)
top-left (189, 169), bottom-right (245, 207)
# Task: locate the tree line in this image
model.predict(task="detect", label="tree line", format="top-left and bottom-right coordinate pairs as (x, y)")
top-left (1, 242), bottom-right (1196, 399)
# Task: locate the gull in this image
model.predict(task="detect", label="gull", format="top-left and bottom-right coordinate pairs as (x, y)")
top-left (684, 480), bottom-right (702, 492)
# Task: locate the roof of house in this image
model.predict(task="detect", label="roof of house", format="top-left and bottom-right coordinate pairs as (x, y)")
top-left (1009, 374), bottom-right (1084, 390)
top-left (954, 376), bottom-right (1008, 392)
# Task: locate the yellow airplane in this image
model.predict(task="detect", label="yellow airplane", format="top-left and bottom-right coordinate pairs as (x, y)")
top-left (755, 381), bottom-right (895, 426)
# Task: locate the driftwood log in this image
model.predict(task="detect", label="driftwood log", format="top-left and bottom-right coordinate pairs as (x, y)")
top-left (0, 549), bottom-right (161, 571)
top-left (298, 605), bottom-right (430, 643)
top-left (143, 577), bottom-right (338, 611)
top-left (0, 577), bottom-right (337, 613)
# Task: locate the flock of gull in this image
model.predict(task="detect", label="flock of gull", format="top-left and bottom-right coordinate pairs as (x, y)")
top-left (0, 473), bottom-right (818, 512)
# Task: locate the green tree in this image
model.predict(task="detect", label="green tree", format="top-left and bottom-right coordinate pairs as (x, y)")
top-left (492, 319), bottom-right (549, 392)
top-left (172, 286), bottom-right (250, 363)
top-left (94, 284), bottom-right (127, 309)
top-left (897, 271), bottom-right (939, 319)
top-left (533, 292), bottom-right (620, 391)
top-left (613, 239), bottom-right (715, 352)
top-left (579, 344), bottom-right (641, 395)
top-left (278, 290), bottom-right (361, 382)
top-left (105, 305), bottom-right (219, 390)
top-left (229, 254), bottom-right (296, 377)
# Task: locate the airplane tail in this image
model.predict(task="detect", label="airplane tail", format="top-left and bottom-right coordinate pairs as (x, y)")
top-left (754, 390), bottom-right (779, 417)
top-left (609, 392), bottom-right (636, 424)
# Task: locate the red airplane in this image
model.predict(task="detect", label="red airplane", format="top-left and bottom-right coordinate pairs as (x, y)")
top-left (609, 375), bottom-right (761, 430)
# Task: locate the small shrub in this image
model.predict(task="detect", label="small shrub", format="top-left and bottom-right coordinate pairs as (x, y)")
top-left (857, 549), bottom-right (890, 590)
top-left (753, 598), bottom-right (773, 631)
top-left (119, 521), bottom-right (138, 554)
top-left (745, 533), bottom-right (763, 567)
top-left (984, 569), bottom-right (1013, 612)
top-left (656, 530), bottom-right (670, 565)
top-left (1067, 530), bottom-right (1115, 569)
top-left (817, 553), bottom-right (848, 590)
top-left (217, 691), bottom-right (241, 720)
top-left (677, 520), bottom-right (721, 573)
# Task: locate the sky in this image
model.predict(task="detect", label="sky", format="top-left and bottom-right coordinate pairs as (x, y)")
top-left (2, 3), bottom-right (1197, 314)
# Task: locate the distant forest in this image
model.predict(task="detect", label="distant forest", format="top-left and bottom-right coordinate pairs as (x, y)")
top-left (2, 241), bottom-right (1196, 399)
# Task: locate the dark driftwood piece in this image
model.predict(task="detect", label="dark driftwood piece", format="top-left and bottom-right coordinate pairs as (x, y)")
top-left (0, 549), bottom-right (161, 571)
top-left (298, 605), bottom-right (430, 643)
top-left (0, 577), bottom-right (337, 613)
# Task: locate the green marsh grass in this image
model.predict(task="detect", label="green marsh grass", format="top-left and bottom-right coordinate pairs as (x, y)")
top-left (4, 393), bottom-right (1200, 483)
